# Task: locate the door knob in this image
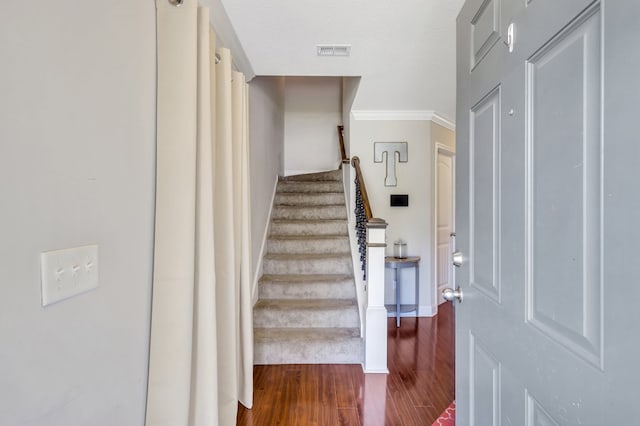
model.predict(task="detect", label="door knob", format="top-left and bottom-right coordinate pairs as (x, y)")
top-left (452, 251), bottom-right (464, 267)
top-left (442, 287), bottom-right (463, 303)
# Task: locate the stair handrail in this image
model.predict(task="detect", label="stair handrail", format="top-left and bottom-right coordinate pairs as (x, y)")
top-left (337, 125), bottom-right (350, 166)
top-left (351, 155), bottom-right (373, 281)
top-left (351, 156), bottom-right (372, 221)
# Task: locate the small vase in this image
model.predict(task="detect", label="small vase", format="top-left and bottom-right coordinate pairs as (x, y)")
top-left (394, 239), bottom-right (407, 259)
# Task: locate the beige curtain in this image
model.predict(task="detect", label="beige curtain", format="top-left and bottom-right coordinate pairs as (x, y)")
top-left (146, 1), bottom-right (253, 425)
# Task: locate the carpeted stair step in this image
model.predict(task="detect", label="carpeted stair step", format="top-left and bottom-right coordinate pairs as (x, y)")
top-left (275, 192), bottom-right (344, 206)
top-left (272, 204), bottom-right (347, 220)
top-left (253, 299), bottom-right (359, 328)
top-left (266, 235), bottom-right (349, 255)
top-left (270, 219), bottom-right (347, 236)
top-left (277, 181), bottom-right (343, 193)
top-left (254, 167), bottom-right (362, 365)
top-left (280, 169), bottom-right (342, 182)
top-left (263, 253), bottom-right (352, 275)
top-left (254, 327), bottom-right (362, 364)
top-left (259, 274), bottom-right (355, 299)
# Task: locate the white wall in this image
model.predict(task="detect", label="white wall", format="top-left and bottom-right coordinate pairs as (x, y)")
top-left (283, 77), bottom-right (342, 175)
top-left (248, 76), bottom-right (286, 297)
top-left (341, 77), bottom-right (361, 159)
top-left (341, 77), bottom-right (361, 211)
top-left (350, 118), bottom-right (437, 316)
top-left (431, 121), bottom-right (456, 151)
top-left (0, 2), bottom-right (156, 425)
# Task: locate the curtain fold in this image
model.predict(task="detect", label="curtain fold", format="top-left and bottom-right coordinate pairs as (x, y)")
top-left (147, 1), bottom-right (198, 424)
top-left (212, 46), bottom-right (239, 422)
top-left (233, 71), bottom-right (254, 408)
top-left (147, 1), bottom-right (252, 425)
top-left (188, 7), bottom-right (218, 425)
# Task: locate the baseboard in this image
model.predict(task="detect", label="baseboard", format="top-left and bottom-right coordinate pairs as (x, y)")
top-left (362, 365), bottom-right (390, 374)
top-left (386, 304), bottom-right (437, 318)
top-left (419, 304), bottom-right (437, 317)
top-left (251, 175), bottom-right (279, 305)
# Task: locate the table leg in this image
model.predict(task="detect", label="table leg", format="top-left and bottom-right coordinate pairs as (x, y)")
top-left (415, 265), bottom-right (419, 318)
top-left (396, 268), bottom-right (400, 327)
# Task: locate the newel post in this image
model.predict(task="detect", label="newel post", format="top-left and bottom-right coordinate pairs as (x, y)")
top-left (364, 217), bottom-right (388, 373)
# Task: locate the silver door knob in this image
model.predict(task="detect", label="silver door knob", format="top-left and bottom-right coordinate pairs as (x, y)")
top-left (442, 287), bottom-right (463, 303)
top-left (452, 251), bottom-right (464, 267)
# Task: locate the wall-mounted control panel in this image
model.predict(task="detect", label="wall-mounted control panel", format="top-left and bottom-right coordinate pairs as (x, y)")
top-left (40, 245), bottom-right (99, 307)
top-left (390, 194), bottom-right (409, 207)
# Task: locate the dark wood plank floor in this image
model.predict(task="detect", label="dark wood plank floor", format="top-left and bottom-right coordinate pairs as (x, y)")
top-left (237, 302), bottom-right (455, 425)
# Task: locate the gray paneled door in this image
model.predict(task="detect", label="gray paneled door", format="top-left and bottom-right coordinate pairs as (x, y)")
top-left (453, 0), bottom-right (640, 424)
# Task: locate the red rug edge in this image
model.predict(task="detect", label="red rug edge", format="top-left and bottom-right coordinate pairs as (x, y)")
top-left (431, 401), bottom-right (455, 426)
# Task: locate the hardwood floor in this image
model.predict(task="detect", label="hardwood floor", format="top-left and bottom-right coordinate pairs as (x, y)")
top-left (237, 302), bottom-right (455, 425)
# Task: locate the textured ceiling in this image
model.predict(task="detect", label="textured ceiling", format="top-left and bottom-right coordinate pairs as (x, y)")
top-left (214, 0), bottom-right (465, 120)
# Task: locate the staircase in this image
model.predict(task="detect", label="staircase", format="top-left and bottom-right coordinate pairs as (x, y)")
top-left (254, 169), bottom-right (363, 364)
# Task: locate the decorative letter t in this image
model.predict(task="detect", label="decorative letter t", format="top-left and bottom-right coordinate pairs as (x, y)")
top-left (374, 142), bottom-right (408, 187)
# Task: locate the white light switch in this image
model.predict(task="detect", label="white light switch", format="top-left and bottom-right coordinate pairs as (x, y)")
top-left (40, 245), bottom-right (99, 307)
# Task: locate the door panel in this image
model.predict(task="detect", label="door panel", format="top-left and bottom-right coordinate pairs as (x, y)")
top-left (471, 0), bottom-right (502, 69)
top-left (525, 390), bottom-right (560, 426)
top-left (526, 6), bottom-right (602, 366)
top-left (470, 86), bottom-right (501, 302)
top-left (455, 0), bottom-right (640, 424)
top-left (469, 333), bottom-right (501, 426)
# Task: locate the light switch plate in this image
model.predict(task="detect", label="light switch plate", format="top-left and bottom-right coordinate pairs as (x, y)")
top-left (40, 245), bottom-right (99, 307)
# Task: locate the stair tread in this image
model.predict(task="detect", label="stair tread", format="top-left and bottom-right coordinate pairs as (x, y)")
top-left (277, 182), bottom-right (343, 192)
top-left (271, 222), bottom-right (347, 233)
top-left (269, 235), bottom-right (348, 241)
top-left (280, 170), bottom-right (342, 182)
top-left (279, 179), bottom-right (341, 183)
top-left (276, 191), bottom-right (343, 195)
top-left (269, 233), bottom-right (347, 240)
top-left (274, 203), bottom-right (345, 207)
top-left (260, 273), bottom-right (353, 282)
top-left (259, 273), bottom-right (355, 300)
top-left (268, 234), bottom-right (347, 240)
top-left (264, 253), bottom-right (351, 260)
top-left (255, 327), bottom-right (361, 341)
top-left (277, 189), bottom-right (341, 193)
top-left (280, 177), bottom-right (341, 182)
top-left (254, 298), bottom-right (357, 310)
top-left (272, 218), bottom-right (346, 223)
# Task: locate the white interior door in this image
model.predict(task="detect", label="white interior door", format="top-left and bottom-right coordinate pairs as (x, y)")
top-left (452, 0), bottom-right (640, 424)
top-left (436, 147), bottom-right (455, 305)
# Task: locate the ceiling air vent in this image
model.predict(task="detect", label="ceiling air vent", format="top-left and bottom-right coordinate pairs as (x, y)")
top-left (316, 44), bottom-right (351, 57)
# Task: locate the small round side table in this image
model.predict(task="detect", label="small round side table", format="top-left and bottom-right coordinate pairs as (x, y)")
top-left (384, 256), bottom-right (420, 327)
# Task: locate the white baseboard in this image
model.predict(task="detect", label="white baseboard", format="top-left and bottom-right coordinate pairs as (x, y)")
top-left (419, 304), bottom-right (437, 317)
top-left (362, 365), bottom-right (389, 374)
top-left (386, 304), bottom-right (437, 318)
top-left (251, 175), bottom-right (279, 305)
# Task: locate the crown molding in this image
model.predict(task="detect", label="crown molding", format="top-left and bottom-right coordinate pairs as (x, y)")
top-left (350, 110), bottom-right (455, 130)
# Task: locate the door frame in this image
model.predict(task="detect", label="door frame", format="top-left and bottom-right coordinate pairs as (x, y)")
top-left (432, 142), bottom-right (456, 314)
